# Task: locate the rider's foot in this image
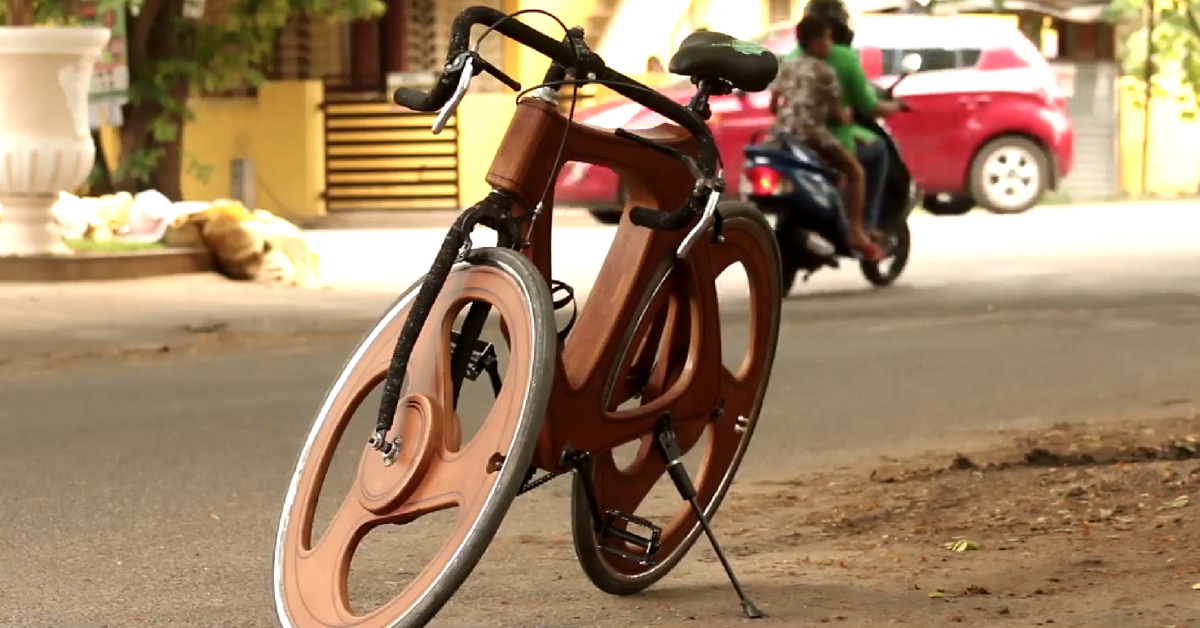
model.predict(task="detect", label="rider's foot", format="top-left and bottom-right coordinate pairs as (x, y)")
top-left (850, 231), bottom-right (886, 262)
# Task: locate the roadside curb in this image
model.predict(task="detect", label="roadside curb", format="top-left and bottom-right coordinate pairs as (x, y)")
top-left (0, 248), bottom-right (215, 282)
top-left (297, 207), bottom-right (603, 230)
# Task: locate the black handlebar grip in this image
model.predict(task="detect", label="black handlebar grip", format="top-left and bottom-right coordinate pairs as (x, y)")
top-left (393, 87), bottom-right (441, 112)
top-left (629, 203), bottom-right (697, 231)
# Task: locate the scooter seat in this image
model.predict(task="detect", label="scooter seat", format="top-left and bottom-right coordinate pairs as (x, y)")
top-left (776, 139), bottom-right (840, 184)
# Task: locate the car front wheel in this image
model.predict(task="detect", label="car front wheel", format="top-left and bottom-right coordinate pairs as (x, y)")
top-left (969, 136), bottom-right (1050, 215)
top-left (588, 185), bottom-right (627, 225)
top-left (587, 207), bottom-right (622, 225)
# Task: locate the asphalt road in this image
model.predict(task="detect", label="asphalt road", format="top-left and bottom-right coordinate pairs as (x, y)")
top-left (2, 203), bottom-right (1199, 627)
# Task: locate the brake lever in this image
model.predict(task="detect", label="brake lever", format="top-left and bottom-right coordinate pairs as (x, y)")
top-left (676, 180), bottom-right (723, 259)
top-left (432, 54), bottom-right (476, 134)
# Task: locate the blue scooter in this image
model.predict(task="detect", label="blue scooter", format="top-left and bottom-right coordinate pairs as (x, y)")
top-left (740, 53), bottom-right (923, 295)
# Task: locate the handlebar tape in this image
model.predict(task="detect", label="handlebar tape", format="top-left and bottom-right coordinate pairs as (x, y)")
top-left (629, 202), bottom-right (697, 231)
top-left (393, 87), bottom-right (443, 112)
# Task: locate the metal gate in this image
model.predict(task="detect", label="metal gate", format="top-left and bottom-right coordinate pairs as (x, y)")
top-left (321, 81), bottom-right (460, 212)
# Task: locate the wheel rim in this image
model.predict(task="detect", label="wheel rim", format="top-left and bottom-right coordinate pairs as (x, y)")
top-left (862, 225), bottom-right (911, 284)
top-left (274, 260), bottom-right (543, 628)
top-left (574, 211), bottom-right (781, 585)
top-left (981, 146), bottom-right (1040, 210)
top-left (874, 234), bottom-right (903, 277)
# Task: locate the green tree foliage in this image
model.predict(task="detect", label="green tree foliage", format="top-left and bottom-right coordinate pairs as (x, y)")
top-left (3, 0), bottom-right (384, 199)
top-left (1108, 0), bottom-right (1200, 119)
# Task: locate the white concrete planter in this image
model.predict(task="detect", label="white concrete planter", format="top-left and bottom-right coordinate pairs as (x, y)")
top-left (0, 26), bottom-right (111, 256)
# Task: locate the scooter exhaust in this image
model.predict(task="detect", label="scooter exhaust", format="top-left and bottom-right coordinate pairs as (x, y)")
top-left (803, 232), bottom-right (836, 258)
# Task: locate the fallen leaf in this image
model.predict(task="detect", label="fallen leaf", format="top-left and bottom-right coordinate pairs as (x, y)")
top-left (1192, 583), bottom-right (1200, 590)
top-left (209, 513), bottom-right (220, 521)
top-left (944, 539), bottom-right (982, 552)
top-left (1169, 496), bottom-right (1190, 509)
top-left (928, 591), bottom-right (946, 598)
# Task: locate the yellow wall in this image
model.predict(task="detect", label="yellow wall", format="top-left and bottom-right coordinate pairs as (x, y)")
top-left (686, 0), bottom-right (767, 40)
top-left (99, 81), bottom-right (325, 218)
top-left (455, 93), bottom-right (520, 207)
top-left (603, 0), bottom-right (693, 74)
top-left (1118, 77), bottom-right (1200, 195)
top-left (182, 81), bottom-right (325, 217)
top-left (502, 0), bottom-right (601, 89)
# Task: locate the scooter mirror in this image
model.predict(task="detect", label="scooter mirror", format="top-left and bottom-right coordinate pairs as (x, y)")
top-left (888, 53), bottom-right (923, 95)
top-left (900, 53), bottom-right (923, 75)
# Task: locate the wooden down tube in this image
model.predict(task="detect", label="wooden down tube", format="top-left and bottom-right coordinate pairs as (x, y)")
top-left (484, 97), bottom-right (726, 472)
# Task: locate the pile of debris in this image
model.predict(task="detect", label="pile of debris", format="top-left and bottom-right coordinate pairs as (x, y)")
top-left (48, 190), bottom-right (321, 287)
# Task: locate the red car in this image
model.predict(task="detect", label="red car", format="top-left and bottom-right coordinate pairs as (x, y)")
top-left (557, 16), bottom-right (1074, 222)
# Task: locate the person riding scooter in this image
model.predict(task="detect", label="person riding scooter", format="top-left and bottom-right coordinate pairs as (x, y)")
top-left (771, 16), bottom-right (882, 260)
top-left (790, 0), bottom-right (908, 234)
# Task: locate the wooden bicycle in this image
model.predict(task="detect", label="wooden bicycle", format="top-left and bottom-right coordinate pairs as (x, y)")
top-left (273, 7), bottom-right (782, 627)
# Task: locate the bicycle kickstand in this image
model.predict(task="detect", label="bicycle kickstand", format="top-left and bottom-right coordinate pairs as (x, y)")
top-left (653, 413), bottom-right (765, 619)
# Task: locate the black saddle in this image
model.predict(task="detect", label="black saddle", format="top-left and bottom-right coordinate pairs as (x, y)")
top-left (667, 31), bottom-right (779, 93)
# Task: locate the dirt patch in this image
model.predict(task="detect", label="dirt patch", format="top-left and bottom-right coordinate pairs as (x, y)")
top-left (413, 407), bottom-right (1200, 628)
top-left (705, 409), bottom-right (1200, 627)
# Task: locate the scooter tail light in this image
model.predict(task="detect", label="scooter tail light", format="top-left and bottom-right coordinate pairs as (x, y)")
top-left (744, 165), bottom-right (790, 196)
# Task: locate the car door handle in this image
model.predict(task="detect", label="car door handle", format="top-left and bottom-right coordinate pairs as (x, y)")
top-left (958, 95), bottom-right (990, 109)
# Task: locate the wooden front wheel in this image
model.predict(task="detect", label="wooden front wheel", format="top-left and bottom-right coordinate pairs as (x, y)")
top-left (273, 248), bottom-right (555, 628)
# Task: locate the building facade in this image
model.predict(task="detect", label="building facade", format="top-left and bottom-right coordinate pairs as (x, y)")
top-left (172, 0), bottom-right (1193, 220)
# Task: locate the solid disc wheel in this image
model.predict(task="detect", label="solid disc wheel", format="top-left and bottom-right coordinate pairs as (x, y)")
top-left (273, 248), bottom-right (555, 628)
top-left (569, 202), bottom-right (783, 595)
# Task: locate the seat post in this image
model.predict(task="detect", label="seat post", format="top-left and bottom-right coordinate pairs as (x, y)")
top-left (687, 79), bottom-right (716, 121)
top-left (687, 78), bottom-right (733, 121)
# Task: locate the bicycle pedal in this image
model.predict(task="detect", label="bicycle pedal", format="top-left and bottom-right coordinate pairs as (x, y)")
top-left (448, 330), bottom-right (498, 381)
top-left (599, 510), bottom-right (662, 566)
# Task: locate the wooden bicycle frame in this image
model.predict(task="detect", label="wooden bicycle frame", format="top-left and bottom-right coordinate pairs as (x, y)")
top-left (484, 96), bottom-right (727, 473)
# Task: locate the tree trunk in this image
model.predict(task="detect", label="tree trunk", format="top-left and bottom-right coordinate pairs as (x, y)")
top-left (148, 81), bottom-right (191, 201)
top-left (114, 0), bottom-right (193, 201)
top-left (114, 101), bottom-right (159, 195)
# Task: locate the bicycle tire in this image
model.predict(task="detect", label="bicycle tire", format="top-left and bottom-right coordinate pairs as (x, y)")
top-left (569, 202), bottom-right (783, 595)
top-left (273, 247), bottom-right (556, 628)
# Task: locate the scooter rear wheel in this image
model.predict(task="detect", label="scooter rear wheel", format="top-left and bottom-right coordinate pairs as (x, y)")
top-left (860, 222), bottom-right (911, 287)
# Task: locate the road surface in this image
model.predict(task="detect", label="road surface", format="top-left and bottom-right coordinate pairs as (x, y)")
top-left (1, 203), bottom-right (1198, 627)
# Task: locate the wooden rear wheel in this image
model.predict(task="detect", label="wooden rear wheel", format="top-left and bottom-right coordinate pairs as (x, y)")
top-left (272, 248), bottom-right (555, 628)
top-left (569, 202), bottom-right (783, 595)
